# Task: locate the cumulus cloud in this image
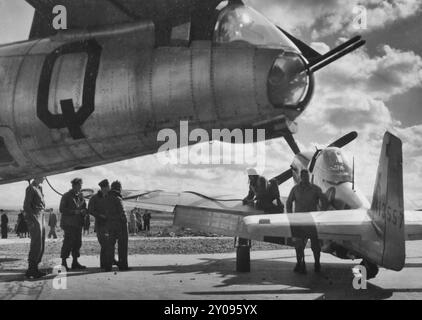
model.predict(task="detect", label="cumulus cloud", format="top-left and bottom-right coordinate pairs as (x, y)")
top-left (249, 0), bottom-right (422, 39)
top-left (303, 44), bottom-right (422, 132)
top-left (298, 41), bottom-right (422, 199)
top-left (314, 45), bottom-right (422, 99)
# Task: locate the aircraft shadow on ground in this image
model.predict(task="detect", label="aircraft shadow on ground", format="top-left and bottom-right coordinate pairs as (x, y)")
top-left (1, 255), bottom-right (422, 300)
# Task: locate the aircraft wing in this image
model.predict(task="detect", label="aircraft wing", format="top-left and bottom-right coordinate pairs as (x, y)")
top-left (126, 191), bottom-right (377, 242)
top-left (173, 208), bottom-right (380, 242)
top-left (123, 190), bottom-right (262, 214)
top-left (125, 190), bottom-right (422, 243)
top-left (26, 0), bottom-right (222, 39)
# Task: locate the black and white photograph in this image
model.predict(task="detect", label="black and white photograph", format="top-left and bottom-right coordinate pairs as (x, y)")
top-left (0, 0), bottom-right (421, 304)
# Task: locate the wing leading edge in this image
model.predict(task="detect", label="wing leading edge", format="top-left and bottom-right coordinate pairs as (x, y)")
top-left (173, 206), bottom-right (379, 242)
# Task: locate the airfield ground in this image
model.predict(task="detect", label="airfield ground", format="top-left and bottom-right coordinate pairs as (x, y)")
top-left (1, 237), bottom-right (422, 300)
top-left (1, 211), bottom-right (422, 300)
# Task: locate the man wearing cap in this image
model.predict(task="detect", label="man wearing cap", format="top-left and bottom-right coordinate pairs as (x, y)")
top-left (286, 169), bottom-right (328, 274)
top-left (243, 168), bottom-right (284, 213)
top-left (23, 177), bottom-right (47, 278)
top-left (88, 179), bottom-right (110, 270)
top-left (59, 178), bottom-right (87, 271)
top-left (104, 181), bottom-right (130, 271)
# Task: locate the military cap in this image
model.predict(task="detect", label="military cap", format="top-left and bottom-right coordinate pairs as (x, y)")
top-left (246, 168), bottom-right (259, 176)
top-left (71, 178), bottom-right (83, 185)
top-left (111, 180), bottom-right (122, 191)
top-left (98, 179), bottom-right (109, 188)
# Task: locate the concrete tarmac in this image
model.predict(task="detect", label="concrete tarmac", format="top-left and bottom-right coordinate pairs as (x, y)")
top-left (1, 240), bottom-right (422, 300)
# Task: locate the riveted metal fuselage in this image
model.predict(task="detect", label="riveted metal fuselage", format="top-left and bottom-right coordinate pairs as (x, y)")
top-left (0, 22), bottom-right (311, 183)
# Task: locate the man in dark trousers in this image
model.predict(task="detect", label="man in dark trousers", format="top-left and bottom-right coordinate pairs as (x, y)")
top-left (286, 169), bottom-right (328, 274)
top-left (104, 181), bottom-right (130, 271)
top-left (1, 211), bottom-right (8, 239)
top-left (48, 211), bottom-right (58, 239)
top-left (23, 176), bottom-right (47, 278)
top-left (60, 178), bottom-right (87, 271)
top-left (143, 211), bottom-right (151, 231)
top-left (88, 179), bottom-right (110, 270)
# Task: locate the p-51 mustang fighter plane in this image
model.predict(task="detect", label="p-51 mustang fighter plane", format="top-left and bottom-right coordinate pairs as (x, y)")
top-left (125, 132), bottom-right (422, 279)
top-left (0, 0), bottom-right (365, 184)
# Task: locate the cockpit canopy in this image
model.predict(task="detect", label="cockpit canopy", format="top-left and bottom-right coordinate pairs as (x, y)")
top-left (316, 148), bottom-right (353, 185)
top-left (213, 3), bottom-right (301, 52)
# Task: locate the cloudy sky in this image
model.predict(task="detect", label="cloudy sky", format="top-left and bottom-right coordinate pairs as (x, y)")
top-left (0, 0), bottom-right (421, 209)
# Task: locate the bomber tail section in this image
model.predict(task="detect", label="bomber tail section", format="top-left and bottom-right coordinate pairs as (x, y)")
top-left (368, 132), bottom-right (405, 271)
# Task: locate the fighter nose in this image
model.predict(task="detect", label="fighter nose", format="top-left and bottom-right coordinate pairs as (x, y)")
top-left (267, 52), bottom-right (313, 111)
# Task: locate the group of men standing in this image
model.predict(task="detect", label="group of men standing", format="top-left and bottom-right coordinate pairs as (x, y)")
top-left (22, 177), bottom-right (130, 279)
top-left (88, 179), bottom-right (130, 271)
top-left (128, 208), bottom-right (151, 234)
top-left (243, 168), bottom-right (327, 275)
top-left (20, 166), bottom-right (326, 278)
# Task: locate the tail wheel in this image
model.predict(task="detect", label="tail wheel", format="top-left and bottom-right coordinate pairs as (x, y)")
top-left (360, 260), bottom-right (379, 279)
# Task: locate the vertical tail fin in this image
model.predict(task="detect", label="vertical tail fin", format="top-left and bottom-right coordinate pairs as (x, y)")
top-left (369, 132), bottom-right (405, 271)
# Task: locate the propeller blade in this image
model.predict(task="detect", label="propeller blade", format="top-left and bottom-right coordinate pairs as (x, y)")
top-left (276, 26), bottom-right (322, 62)
top-left (327, 131), bottom-right (358, 148)
top-left (271, 169), bottom-right (293, 186)
top-left (284, 132), bottom-right (301, 154)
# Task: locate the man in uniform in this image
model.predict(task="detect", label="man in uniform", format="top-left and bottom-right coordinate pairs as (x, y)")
top-left (60, 178), bottom-right (87, 271)
top-left (286, 169), bottom-right (328, 274)
top-left (143, 211), bottom-right (151, 231)
top-left (48, 210), bottom-right (58, 239)
top-left (23, 176), bottom-right (47, 278)
top-left (129, 208), bottom-right (138, 235)
top-left (88, 179), bottom-right (110, 270)
top-left (104, 181), bottom-right (130, 271)
top-left (1, 211), bottom-right (8, 239)
top-left (243, 168), bottom-right (284, 213)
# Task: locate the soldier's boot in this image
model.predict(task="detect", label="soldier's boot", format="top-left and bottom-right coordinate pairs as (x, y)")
top-left (299, 258), bottom-right (307, 274)
top-left (35, 270), bottom-right (47, 278)
top-left (294, 248), bottom-right (304, 273)
top-left (25, 264), bottom-right (46, 279)
top-left (71, 258), bottom-right (86, 270)
top-left (61, 259), bottom-right (70, 272)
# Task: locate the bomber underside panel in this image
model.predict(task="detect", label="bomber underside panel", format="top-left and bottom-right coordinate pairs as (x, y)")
top-left (26, 0), bottom-right (222, 39)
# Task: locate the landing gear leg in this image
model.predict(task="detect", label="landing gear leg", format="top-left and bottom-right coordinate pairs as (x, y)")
top-left (236, 238), bottom-right (251, 272)
top-left (360, 260), bottom-right (379, 279)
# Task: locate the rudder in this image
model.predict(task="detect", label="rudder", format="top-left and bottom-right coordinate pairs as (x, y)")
top-left (369, 132), bottom-right (405, 271)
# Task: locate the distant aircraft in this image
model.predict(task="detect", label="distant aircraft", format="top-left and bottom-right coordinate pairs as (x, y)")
top-left (0, 0), bottom-right (365, 184)
top-left (125, 132), bottom-right (422, 279)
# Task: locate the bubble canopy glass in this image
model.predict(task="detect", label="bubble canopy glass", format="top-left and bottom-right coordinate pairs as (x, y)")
top-left (213, 3), bottom-right (301, 52)
top-left (321, 149), bottom-right (353, 184)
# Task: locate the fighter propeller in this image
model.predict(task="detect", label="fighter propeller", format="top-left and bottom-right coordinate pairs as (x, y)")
top-left (271, 131), bottom-right (358, 185)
